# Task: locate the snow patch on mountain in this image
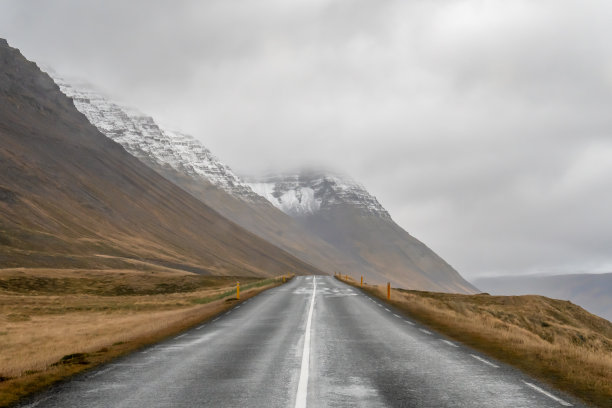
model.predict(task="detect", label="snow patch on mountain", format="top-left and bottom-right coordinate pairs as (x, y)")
top-left (249, 183), bottom-right (321, 216)
top-left (247, 173), bottom-right (391, 219)
top-left (52, 75), bottom-right (263, 203)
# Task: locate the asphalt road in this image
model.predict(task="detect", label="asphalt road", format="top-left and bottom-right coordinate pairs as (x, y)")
top-left (19, 276), bottom-right (586, 407)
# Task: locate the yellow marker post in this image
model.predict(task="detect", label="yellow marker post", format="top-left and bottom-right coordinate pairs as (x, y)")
top-left (387, 282), bottom-right (390, 300)
top-left (361, 276), bottom-right (363, 287)
top-left (283, 276), bottom-right (286, 283)
top-left (237, 281), bottom-right (240, 300)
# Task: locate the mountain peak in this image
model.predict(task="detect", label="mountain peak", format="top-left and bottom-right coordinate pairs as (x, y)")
top-left (247, 171), bottom-right (392, 219)
top-left (51, 75), bottom-right (267, 204)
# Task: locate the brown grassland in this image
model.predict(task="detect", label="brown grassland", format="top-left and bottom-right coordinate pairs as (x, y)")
top-left (0, 268), bottom-right (290, 407)
top-left (337, 275), bottom-right (612, 407)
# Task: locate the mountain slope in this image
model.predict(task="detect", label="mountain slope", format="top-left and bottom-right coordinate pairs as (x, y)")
top-left (51, 70), bottom-right (476, 293)
top-left (0, 38), bottom-right (321, 277)
top-left (52, 77), bottom-right (388, 284)
top-left (473, 273), bottom-right (612, 322)
top-left (249, 172), bottom-right (478, 293)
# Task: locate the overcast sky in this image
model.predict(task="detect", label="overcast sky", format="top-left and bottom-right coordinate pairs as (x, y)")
top-left (2, 0), bottom-right (612, 280)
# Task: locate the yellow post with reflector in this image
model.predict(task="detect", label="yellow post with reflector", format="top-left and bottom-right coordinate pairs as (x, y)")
top-left (361, 276), bottom-right (363, 287)
top-left (237, 281), bottom-right (240, 300)
top-left (387, 282), bottom-right (390, 300)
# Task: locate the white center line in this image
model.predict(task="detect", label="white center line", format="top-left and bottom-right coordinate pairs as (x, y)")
top-left (522, 381), bottom-right (573, 406)
top-left (393, 314), bottom-right (401, 318)
top-left (440, 339), bottom-right (459, 348)
top-left (419, 329), bottom-right (432, 335)
top-left (470, 354), bottom-right (499, 368)
top-left (196, 324), bottom-right (206, 330)
top-left (384, 308), bottom-right (391, 312)
top-left (212, 317), bottom-right (219, 322)
top-left (404, 320), bottom-right (415, 326)
top-left (295, 276), bottom-right (316, 408)
top-left (174, 333), bottom-right (186, 339)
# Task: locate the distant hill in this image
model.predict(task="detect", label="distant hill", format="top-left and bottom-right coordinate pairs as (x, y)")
top-left (472, 273), bottom-right (612, 322)
top-left (0, 38), bottom-right (321, 277)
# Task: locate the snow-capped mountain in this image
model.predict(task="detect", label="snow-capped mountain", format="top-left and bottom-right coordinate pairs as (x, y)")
top-left (250, 171), bottom-right (477, 294)
top-left (248, 172), bottom-right (391, 219)
top-left (51, 74), bottom-right (477, 293)
top-left (52, 76), bottom-right (263, 203)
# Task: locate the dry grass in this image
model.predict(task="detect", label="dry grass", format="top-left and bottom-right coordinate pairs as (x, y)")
top-left (0, 268), bottom-right (291, 407)
top-left (338, 276), bottom-right (612, 408)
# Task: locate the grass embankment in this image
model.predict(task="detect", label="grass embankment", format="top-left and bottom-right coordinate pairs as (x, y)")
top-left (337, 275), bottom-right (612, 408)
top-left (0, 268), bottom-right (292, 407)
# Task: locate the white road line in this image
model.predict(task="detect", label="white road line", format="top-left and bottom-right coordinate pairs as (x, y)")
top-left (295, 276), bottom-right (316, 408)
top-left (522, 381), bottom-right (572, 406)
top-left (225, 311), bottom-right (231, 315)
top-left (174, 334), bottom-right (186, 339)
top-left (376, 304), bottom-right (383, 307)
top-left (393, 314), bottom-right (401, 318)
top-left (212, 317), bottom-right (219, 322)
top-left (470, 354), bottom-right (499, 368)
top-left (196, 324), bottom-right (206, 330)
top-left (404, 320), bottom-right (415, 326)
top-left (235, 306), bottom-right (240, 309)
top-left (384, 308), bottom-right (391, 312)
top-left (419, 329), bottom-right (432, 335)
top-left (440, 339), bottom-right (459, 348)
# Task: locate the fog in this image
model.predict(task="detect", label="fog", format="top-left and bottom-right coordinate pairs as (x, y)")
top-left (2, 0), bottom-right (612, 278)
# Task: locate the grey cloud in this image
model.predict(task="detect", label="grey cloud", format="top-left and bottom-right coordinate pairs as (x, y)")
top-left (1, 0), bottom-right (611, 279)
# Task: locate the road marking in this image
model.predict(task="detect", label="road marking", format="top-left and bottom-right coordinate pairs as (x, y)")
top-left (384, 308), bottom-right (391, 312)
top-left (295, 276), bottom-right (316, 408)
top-left (235, 306), bottom-right (240, 309)
top-left (404, 320), bottom-right (415, 326)
top-left (470, 354), bottom-right (499, 368)
top-left (419, 329), bottom-right (432, 335)
top-left (225, 311), bottom-right (231, 315)
top-left (376, 304), bottom-right (383, 307)
top-left (522, 381), bottom-right (572, 406)
top-left (440, 339), bottom-right (459, 348)
top-left (174, 334), bottom-right (186, 339)
top-left (196, 324), bottom-right (206, 330)
top-left (393, 314), bottom-right (401, 318)
top-left (213, 317), bottom-right (219, 322)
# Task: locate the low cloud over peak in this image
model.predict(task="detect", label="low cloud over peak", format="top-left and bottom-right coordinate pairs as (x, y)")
top-left (2, 0), bottom-right (611, 278)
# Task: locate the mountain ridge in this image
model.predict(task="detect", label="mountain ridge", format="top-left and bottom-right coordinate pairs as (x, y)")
top-left (0, 38), bottom-right (322, 278)
top-left (53, 71), bottom-right (477, 293)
